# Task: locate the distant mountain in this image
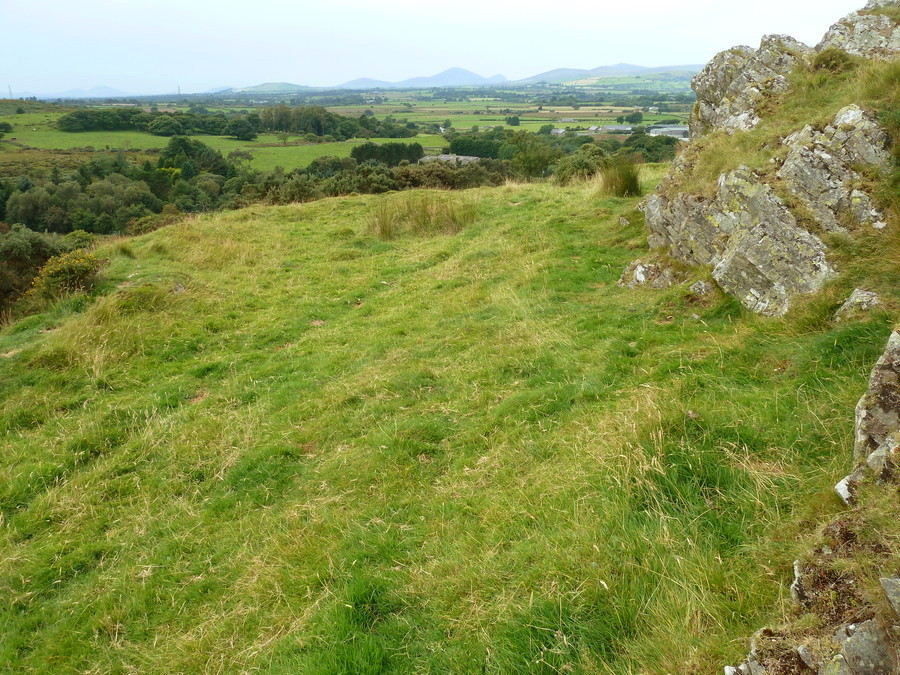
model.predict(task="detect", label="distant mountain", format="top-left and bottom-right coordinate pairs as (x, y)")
top-left (515, 63), bottom-right (705, 84)
top-left (339, 77), bottom-right (395, 89)
top-left (231, 82), bottom-right (310, 94)
top-left (338, 68), bottom-right (508, 89)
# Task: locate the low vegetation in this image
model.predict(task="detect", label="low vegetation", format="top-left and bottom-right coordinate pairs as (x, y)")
top-left (0, 178), bottom-right (896, 671)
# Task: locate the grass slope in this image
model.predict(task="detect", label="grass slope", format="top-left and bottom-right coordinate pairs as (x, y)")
top-left (0, 178), bottom-right (897, 672)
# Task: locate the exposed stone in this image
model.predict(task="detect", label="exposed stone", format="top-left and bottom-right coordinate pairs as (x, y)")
top-left (819, 654), bottom-right (853, 675)
top-left (744, 656), bottom-right (767, 675)
top-left (840, 619), bottom-right (897, 674)
top-left (642, 193), bottom-right (720, 266)
top-left (778, 106), bottom-right (891, 233)
top-left (797, 644), bottom-right (818, 669)
top-left (689, 280), bottom-right (713, 296)
top-left (866, 434), bottom-right (898, 475)
top-left (854, 331), bottom-right (900, 460)
top-left (833, 289), bottom-right (882, 322)
top-left (712, 218), bottom-right (833, 317)
top-left (691, 35), bottom-right (812, 137)
top-left (817, 2), bottom-right (900, 59)
top-left (641, 168), bottom-right (834, 317)
top-left (617, 260), bottom-right (685, 290)
top-left (834, 476), bottom-right (855, 505)
top-left (881, 577), bottom-right (900, 619)
top-left (790, 560), bottom-right (806, 604)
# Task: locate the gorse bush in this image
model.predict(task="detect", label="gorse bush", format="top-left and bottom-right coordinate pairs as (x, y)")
top-left (598, 160), bottom-right (642, 197)
top-left (368, 192), bottom-right (477, 239)
top-left (32, 249), bottom-right (104, 299)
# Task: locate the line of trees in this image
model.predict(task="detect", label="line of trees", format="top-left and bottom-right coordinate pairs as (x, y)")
top-left (258, 104), bottom-right (419, 139)
top-left (56, 105), bottom-right (423, 142)
top-left (350, 142), bottom-right (424, 166)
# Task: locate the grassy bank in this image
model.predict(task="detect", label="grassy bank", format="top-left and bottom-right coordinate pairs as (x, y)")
top-left (0, 180), bottom-right (896, 672)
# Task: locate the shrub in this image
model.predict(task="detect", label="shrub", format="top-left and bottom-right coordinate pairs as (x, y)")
top-left (554, 145), bottom-right (610, 185)
top-left (598, 160), bottom-right (642, 198)
top-left (812, 48), bottom-right (857, 74)
top-left (32, 249), bottom-right (104, 299)
top-left (62, 229), bottom-right (97, 251)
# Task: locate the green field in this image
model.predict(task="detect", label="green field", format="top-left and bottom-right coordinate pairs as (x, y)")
top-left (0, 111), bottom-right (448, 173)
top-left (1, 174), bottom-right (895, 671)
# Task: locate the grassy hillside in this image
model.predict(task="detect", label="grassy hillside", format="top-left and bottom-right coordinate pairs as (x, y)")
top-left (0, 176), bottom-right (897, 672)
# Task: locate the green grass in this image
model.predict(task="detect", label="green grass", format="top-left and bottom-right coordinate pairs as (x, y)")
top-left (0, 178), bottom-right (896, 672)
top-left (0, 115), bottom-right (447, 173)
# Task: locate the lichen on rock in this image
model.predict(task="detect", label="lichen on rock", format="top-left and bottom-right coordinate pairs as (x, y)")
top-left (690, 35), bottom-right (812, 137)
top-left (833, 288), bottom-right (882, 322)
top-left (777, 105), bottom-right (892, 233)
top-left (854, 330), bottom-right (900, 460)
top-left (641, 168), bottom-right (834, 316)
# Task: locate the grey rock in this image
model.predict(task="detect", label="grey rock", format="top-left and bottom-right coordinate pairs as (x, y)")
top-left (835, 475), bottom-right (855, 505)
top-left (642, 192), bottom-right (721, 266)
top-left (689, 280), bottom-right (713, 296)
top-left (866, 434), bottom-right (898, 475)
top-left (778, 106), bottom-right (891, 233)
top-left (835, 623), bottom-right (857, 644)
top-left (817, 3), bottom-right (900, 58)
top-left (745, 656), bottom-right (767, 675)
top-left (841, 619), bottom-right (897, 674)
top-left (617, 260), bottom-right (685, 290)
top-left (691, 35), bottom-right (812, 137)
top-left (854, 331), bottom-right (900, 460)
top-left (881, 577), bottom-right (900, 619)
top-left (791, 560), bottom-right (806, 604)
top-left (725, 667), bottom-right (740, 675)
top-left (642, 168), bottom-right (834, 317)
top-left (711, 215), bottom-right (833, 317)
top-left (797, 644), bottom-right (818, 669)
top-left (818, 654), bottom-right (853, 675)
top-left (834, 289), bottom-right (882, 322)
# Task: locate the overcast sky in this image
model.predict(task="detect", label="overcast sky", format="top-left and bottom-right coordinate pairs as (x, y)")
top-left (1, 0), bottom-right (866, 95)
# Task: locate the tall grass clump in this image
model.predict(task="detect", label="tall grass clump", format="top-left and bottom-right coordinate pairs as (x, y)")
top-left (598, 159), bottom-right (642, 197)
top-left (368, 192), bottom-right (476, 239)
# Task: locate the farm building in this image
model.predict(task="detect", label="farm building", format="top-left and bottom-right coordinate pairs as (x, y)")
top-left (648, 125), bottom-right (690, 139)
top-left (601, 125), bottom-right (633, 134)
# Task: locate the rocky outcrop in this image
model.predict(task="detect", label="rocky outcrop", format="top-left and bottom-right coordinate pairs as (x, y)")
top-left (817, 0), bottom-right (900, 58)
top-left (641, 168), bottom-right (834, 316)
top-left (691, 35), bottom-right (812, 137)
top-left (726, 330), bottom-right (900, 674)
top-left (778, 105), bottom-right (892, 233)
top-left (633, 1), bottom-right (896, 317)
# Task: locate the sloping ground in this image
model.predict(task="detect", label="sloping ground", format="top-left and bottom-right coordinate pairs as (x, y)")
top-left (0, 181), bottom-right (897, 672)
